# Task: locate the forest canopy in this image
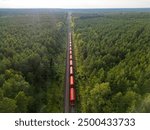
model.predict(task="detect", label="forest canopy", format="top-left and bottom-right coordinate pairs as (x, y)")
top-left (1, 9), bottom-right (150, 113)
top-left (73, 12), bottom-right (150, 112)
top-left (0, 10), bottom-right (67, 112)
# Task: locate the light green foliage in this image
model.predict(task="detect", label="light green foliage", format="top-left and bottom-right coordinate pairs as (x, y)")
top-left (89, 83), bottom-right (111, 112)
top-left (74, 12), bottom-right (150, 112)
top-left (139, 94), bottom-right (150, 112)
top-left (15, 91), bottom-right (29, 112)
top-left (0, 97), bottom-right (17, 112)
top-left (2, 69), bottom-right (30, 98)
top-left (123, 90), bottom-right (141, 112)
top-left (0, 10), bottom-right (67, 112)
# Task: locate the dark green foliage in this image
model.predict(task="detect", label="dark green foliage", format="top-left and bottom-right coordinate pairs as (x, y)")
top-left (0, 10), bottom-right (67, 112)
top-left (74, 12), bottom-right (150, 112)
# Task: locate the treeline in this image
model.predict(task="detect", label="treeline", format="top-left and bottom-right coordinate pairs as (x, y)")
top-left (0, 10), bottom-right (67, 112)
top-left (73, 12), bottom-right (150, 112)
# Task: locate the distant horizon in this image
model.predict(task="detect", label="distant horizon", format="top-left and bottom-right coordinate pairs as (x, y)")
top-left (0, 0), bottom-right (150, 9)
top-left (0, 7), bottom-right (150, 9)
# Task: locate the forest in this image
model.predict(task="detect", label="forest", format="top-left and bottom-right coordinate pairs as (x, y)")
top-left (73, 12), bottom-right (150, 112)
top-left (1, 9), bottom-right (150, 113)
top-left (0, 10), bottom-right (67, 112)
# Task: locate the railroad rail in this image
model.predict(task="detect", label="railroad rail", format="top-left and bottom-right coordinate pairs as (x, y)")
top-left (64, 13), bottom-right (75, 113)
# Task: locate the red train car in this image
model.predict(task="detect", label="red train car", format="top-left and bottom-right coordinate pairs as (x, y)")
top-left (69, 47), bottom-right (72, 51)
top-left (70, 54), bottom-right (73, 60)
top-left (70, 60), bottom-right (73, 66)
top-left (70, 87), bottom-right (75, 106)
top-left (70, 75), bottom-right (74, 87)
top-left (70, 50), bottom-right (72, 55)
top-left (70, 66), bottom-right (73, 75)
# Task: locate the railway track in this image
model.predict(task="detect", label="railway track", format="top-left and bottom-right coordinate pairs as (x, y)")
top-left (64, 13), bottom-right (75, 113)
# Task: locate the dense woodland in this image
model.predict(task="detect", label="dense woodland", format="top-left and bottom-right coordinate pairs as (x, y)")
top-left (1, 9), bottom-right (150, 113)
top-left (73, 12), bottom-right (150, 112)
top-left (0, 10), bottom-right (67, 112)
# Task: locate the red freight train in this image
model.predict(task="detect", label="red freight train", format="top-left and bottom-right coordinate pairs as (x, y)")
top-left (70, 50), bottom-right (72, 55)
top-left (69, 75), bottom-right (75, 106)
top-left (70, 87), bottom-right (75, 106)
top-left (70, 75), bottom-right (74, 87)
top-left (69, 47), bottom-right (72, 51)
top-left (69, 33), bottom-right (75, 106)
top-left (69, 60), bottom-right (73, 66)
top-left (70, 54), bottom-right (72, 60)
top-left (70, 66), bottom-right (73, 75)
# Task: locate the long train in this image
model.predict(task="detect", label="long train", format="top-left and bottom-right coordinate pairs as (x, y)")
top-left (69, 32), bottom-right (75, 106)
